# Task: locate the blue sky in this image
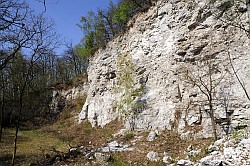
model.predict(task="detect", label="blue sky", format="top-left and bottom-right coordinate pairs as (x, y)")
top-left (27, 0), bottom-right (118, 54)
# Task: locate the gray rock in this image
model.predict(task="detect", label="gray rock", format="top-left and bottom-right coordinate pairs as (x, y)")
top-left (177, 159), bottom-right (193, 166)
top-left (208, 145), bottom-right (219, 153)
top-left (200, 156), bottom-right (213, 165)
top-left (101, 141), bottom-right (134, 152)
top-left (108, 141), bottom-right (119, 148)
top-left (147, 130), bottom-right (159, 141)
top-left (77, 0), bottom-right (250, 140)
top-left (146, 151), bottom-right (159, 161)
top-left (162, 155), bottom-right (172, 164)
top-left (94, 152), bottom-right (111, 162)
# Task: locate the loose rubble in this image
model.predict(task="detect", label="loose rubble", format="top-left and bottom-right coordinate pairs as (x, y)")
top-left (101, 141), bottom-right (134, 152)
top-left (30, 140), bottom-right (134, 165)
top-left (176, 131), bottom-right (250, 166)
top-left (196, 136), bottom-right (250, 166)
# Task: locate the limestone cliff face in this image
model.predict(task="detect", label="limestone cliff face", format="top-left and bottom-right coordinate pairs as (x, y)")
top-left (50, 82), bottom-right (88, 115)
top-left (78, 0), bottom-right (250, 138)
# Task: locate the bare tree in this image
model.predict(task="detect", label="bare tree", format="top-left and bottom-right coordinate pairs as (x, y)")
top-left (11, 32), bottom-right (58, 166)
top-left (4, 7), bottom-right (60, 166)
top-left (0, 70), bottom-right (5, 142)
top-left (212, 0), bottom-right (250, 99)
top-left (0, 0), bottom-right (60, 71)
top-left (64, 44), bottom-right (87, 77)
top-left (11, 59), bottom-right (29, 166)
top-left (181, 55), bottom-right (229, 140)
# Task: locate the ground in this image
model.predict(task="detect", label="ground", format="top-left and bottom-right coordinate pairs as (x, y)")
top-left (0, 97), bottom-right (213, 166)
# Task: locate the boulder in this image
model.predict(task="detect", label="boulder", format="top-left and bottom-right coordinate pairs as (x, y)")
top-left (146, 151), bottom-right (159, 161)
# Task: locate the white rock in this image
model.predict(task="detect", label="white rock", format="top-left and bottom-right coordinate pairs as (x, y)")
top-left (223, 147), bottom-right (234, 159)
top-left (101, 141), bottom-right (134, 152)
top-left (76, 0), bottom-right (250, 140)
top-left (188, 149), bottom-right (201, 158)
top-left (163, 155), bottom-right (172, 164)
top-left (177, 159), bottom-right (193, 166)
top-left (94, 152), bottom-right (111, 162)
top-left (147, 130), bottom-right (159, 141)
top-left (240, 138), bottom-right (250, 148)
top-left (108, 141), bottom-right (119, 148)
top-left (208, 145), bottom-right (219, 153)
top-left (214, 138), bottom-right (224, 147)
top-left (200, 156), bottom-right (213, 165)
top-left (146, 151), bottom-right (159, 161)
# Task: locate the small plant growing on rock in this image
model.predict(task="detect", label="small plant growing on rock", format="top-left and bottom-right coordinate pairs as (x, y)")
top-left (115, 54), bottom-right (144, 130)
top-left (124, 131), bottom-right (134, 141)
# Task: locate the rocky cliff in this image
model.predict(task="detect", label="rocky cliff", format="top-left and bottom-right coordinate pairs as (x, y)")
top-left (49, 77), bottom-right (88, 120)
top-left (78, 0), bottom-right (250, 139)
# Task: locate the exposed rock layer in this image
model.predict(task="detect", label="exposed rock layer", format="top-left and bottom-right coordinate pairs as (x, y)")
top-left (50, 83), bottom-right (88, 115)
top-left (78, 0), bottom-right (250, 138)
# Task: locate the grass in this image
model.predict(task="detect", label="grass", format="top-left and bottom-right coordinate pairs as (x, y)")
top-left (0, 97), bottom-right (122, 166)
top-left (124, 131), bottom-right (134, 141)
top-left (42, 119), bottom-right (122, 148)
top-left (0, 122), bottom-right (213, 165)
top-left (0, 93), bottom-right (214, 166)
top-left (108, 155), bottom-right (128, 166)
top-left (0, 128), bottom-right (68, 166)
top-left (40, 94), bottom-right (123, 148)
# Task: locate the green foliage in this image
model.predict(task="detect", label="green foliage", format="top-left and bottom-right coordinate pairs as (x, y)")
top-left (77, 10), bottom-right (108, 58)
top-left (113, 1), bottom-right (134, 25)
top-left (76, 32), bottom-right (97, 58)
top-left (231, 129), bottom-right (244, 139)
top-left (116, 54), bottom-right (135, 115)
top-left (131, 87), bottom-right (144, 99)
top-left (78, 11), bottom-right (96, 34)
top-left (116, 54), bottom-right (135, 88)
top-left (124, 131), bottom-right (134, 140)
top-left (76, 0), bottom-right (155, 61)
top-left (230, 125), bottom-right (249, 141)
top-left (0, 44), bottom-right (87, 127)
top-left (235, 124), bottom-right (248, 130)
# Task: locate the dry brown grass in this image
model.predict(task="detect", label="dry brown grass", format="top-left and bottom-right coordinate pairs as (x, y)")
top-left (0, 94), bottom-right (213, 166)
top-left (106, 130), bottom-right (213, 165)
top-left (41, 93), bottom-right (123, 148)
top-left (42, 113), bottom-right (123, 148)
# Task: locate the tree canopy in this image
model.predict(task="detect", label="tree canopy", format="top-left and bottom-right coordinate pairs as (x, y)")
top-left (76, 0), bottom-right (154, 59)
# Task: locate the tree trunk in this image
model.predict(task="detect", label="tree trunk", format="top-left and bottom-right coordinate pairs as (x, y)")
top-left (11, 111), bottom-right (21, 166)
top-left (12, 77), bottom-right (27, 166)
top-left (208, 60), bottom-right (217, 140)
top-left (209, 100), bottom-right (217, 140)
top-left (0, 94), bottom-right (4, 142)
top-left (247, 0), bottom-right (250, 37)
top-left (227, 49), bottom-right (250, 101)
